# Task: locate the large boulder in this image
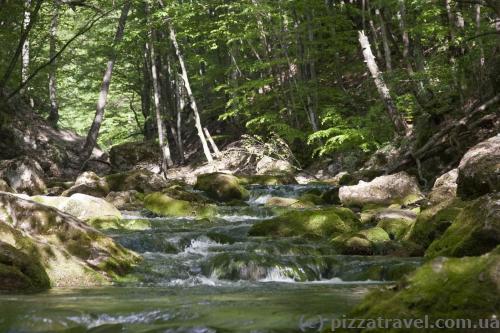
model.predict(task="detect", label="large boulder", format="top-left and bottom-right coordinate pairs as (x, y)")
top-left (350, 247), bottom-right (500, 325)
top-left (255, 155), bottom-right (294, 175)
top-left (425, 193), bottom-right (500, 258)
top-left (195, 173), bottom-right (249, 202)
top-left (144, 192), bottom-right (216, 218)
top-left (62, 171), bottom-right (110, 198)
top-left (0, 192), bottom-right (139, 287)
top-left (0, 241), bottom-right (50, 291)
top-left (105, 169), bottom-right (168, 193)
top-left (339, 172), bottom-right (423, 207)
top-left (109, 141), bottom-right (160, 173)
top-left (248, 207), bottom-right (361, 239)
top-left (0, 157), bottom-right (47, 195)
top-left (429, 168), bottom-right (458, 204)
top-left (457, 135), bottom-right (500, 200)
top-left (32, 193), bottom-right (122, 221)
top-left (372, 209), bottom-right (417, 241)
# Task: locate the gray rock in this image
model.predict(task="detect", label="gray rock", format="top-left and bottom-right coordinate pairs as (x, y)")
top-left (429, 168), bottom-right (458, 204)
top-left (339, 172), bottom-right (423, 207)
top-left (0, 157), bottom-right (47, 195)
top-left (457, 135), bottom-right (500, 200)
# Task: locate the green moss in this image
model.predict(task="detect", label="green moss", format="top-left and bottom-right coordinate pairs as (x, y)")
top-left (144, 192), bottom-right (216, 218)
top-left (298, 193), bottom-right (324, 205)
top-left (425, 193), bottom-right (500, 258)
top-left (195, 173), bottom-right (250, 202)
top-left (349, 248), bottom-right (500, 330)
top-left (88, 217), bottom-right (151, 231)
top-left (407, 199), bottom-right (465, 249)
top-left (248, 207), bottom-right (361, 239)
top-left (332, 227), bottom-right (391, 255)
top-left (377, 218), bottom-right (414, 240)
top-left (265, 197), bottom-right (315, 209)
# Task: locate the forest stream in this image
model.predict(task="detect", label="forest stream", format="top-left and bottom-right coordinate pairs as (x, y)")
top-left (0, 184), bottom-right (421, 333)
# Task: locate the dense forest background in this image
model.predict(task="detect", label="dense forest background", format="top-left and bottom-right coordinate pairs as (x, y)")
top-left (0, 0), bottom-right (499, 171)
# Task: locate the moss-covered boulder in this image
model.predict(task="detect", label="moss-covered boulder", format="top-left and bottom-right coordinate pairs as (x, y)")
top-left (349, 247), bottom-right (500, 331)
top-left (248, 207), bottom-right (361, 239)
top-left (429, 168), bottom-right (458, 204)
top-left (195, 173), bottom-right (249, 202)
top-left (144, 192), bottom-right (216, 218)
top-left (105, 169), bottom-right (168, 193)
top-left (62, 171), bottom-right (110, 198)
top-left (407, 199), bottom-right (465, 250)
top-left (332, 227), bottom-right (391, 255)
top-left (370, 209), bottom-right (417, 240)
top-left (457, 135), bottom-right (500, 200)
top-left (32, 193), bottom-right (122, 221)
top-left (425, 193), bottom-right (500, 258)
top-left (0, 157), bottom-right (47, 195)
top-left (162, 183), bottom-right (213, 204)
top-left (0, 241), bottom-right (50, 291)
top-left (237, 174), bottom-right (297, 185)
top-left (339, 172), bottom-right (423, 207)
top-left (109, 140), bottom-right (161, 173)
top-left (105, 190), bottom-right (144, 210)
top-left (0, 192), bottom-right (139, 287)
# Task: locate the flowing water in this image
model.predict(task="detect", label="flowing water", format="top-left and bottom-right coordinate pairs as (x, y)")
top-left (0, 184), bottom-right (421, 333)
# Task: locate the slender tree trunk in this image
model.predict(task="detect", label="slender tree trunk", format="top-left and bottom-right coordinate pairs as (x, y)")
top-left (204, 127), bottom-right (221, 158)
top-left (141, 47), bottom-right (155, 140)
top-left (358, 31), bottom-right (409, 135)
top-left (375, 8), bottom-right (392, 71)
top-left (149, 34), bottom-right (174, 171)
top-left (21, 0), bottom-right (31, 96)
top-left (48, 1), bottom-right (59, 126)
top-left (174, 73), bottom-right (185, 164)
top-left (82, 2), bottom-right (131, 161)
top-left (166, 17), bottom-right (214, 163)
top-left (305, 10), bottom-right (319, 132)
top-left (0, 0), bottom-right (42, 94)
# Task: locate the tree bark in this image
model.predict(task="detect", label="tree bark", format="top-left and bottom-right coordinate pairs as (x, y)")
top-left (21, 0), bottom-right (31, 91)
top-left (82, 2), bottom-right (131, 161)
top-left (141, 46), bottom-right (155, 140)
top-left (48, 0), bottom-right (60, 126)
top-left (0, 0), bottom-right (43, 94)
top-left (148, 33), bottom-right (174, 171)
top-left (166, 16), bottom-right (214, 163)
top-left (375, 8), bottom-right (392, 71)
top-left (358, 31), bottom-right (409, 136)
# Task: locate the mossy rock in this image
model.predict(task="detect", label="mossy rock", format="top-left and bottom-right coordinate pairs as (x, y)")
top-left (0, 241), bottom-right (50, 291)
top-left (195, 173), bottom-right (249, 202)
top-left (407, 199), bottom-right (465, 250)
top-left (376, 218), bottom-right (413, 240)
top-left (144, 192), bottom-right (216, 218)
top-left (237, 174), bottom-right (297, 185)
top-left (332, 227), bottom-right (391, 255)
top-left (0, 179), bottom-right (15, 193)
top-left (0, 192), bottom-right (140, 287)
top-left (162, 184), bottom-right (213, 204)
top-left (88, 217), bottom-right (151, 231)
top-left (349, 247), bottom-right (500, 331)
top-left (105, 169), bottom-right (168, 193)
top-left (248, 207), bottom-right (361, 239)
top-left (298, 193), bottom-right (324, 205)
top-left (264, 197), bottom-right (315, 209)
top-left (425, 193), bottom-right (500, 258)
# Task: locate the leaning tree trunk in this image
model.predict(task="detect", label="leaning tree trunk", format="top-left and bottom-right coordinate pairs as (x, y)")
top-left (358, 31), bottom-right (409, 136)
top-left (82, 2), bottom-right (131, 161)
top-left (375, 8), bottom-right (392, 71)
top-left (48, 1), bottom-right (59, 126)
top-left (166, 17), bottom-right (214, 163)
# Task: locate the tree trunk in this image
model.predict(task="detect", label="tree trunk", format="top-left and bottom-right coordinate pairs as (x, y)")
top-left (48, 1), bottom-right (59, 126)
top-left (148, 33), bottom-right (174, 171)
top-left (82, 2), bottom-right (131, 161)
top-left (166, 17), bottom-right (214, 163)
top-left (358, 31), bottom-right (409, 136)
top-left (141, 46), bottom-right (155, 140)
top-left (306, 10), bottom-right (319, 132)
top-left (204, 127), bottom-right (221, 158)
top-left (0, 0), bottom-right (42, 96)
top-left (375, 8), bottom-right (392, 71)
top-left (21, 0), bottom-right (31, 97)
